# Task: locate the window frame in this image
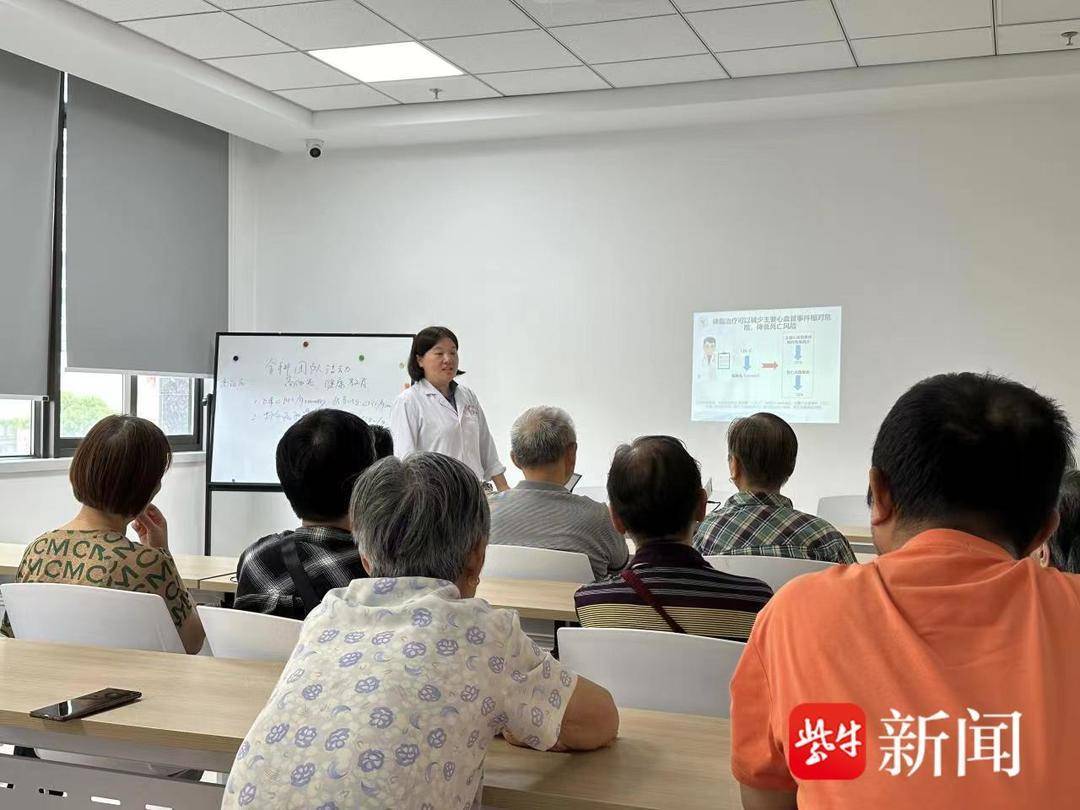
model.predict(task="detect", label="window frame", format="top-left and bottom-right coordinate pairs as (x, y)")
top-left (42, 74), bottom-right (206, 459)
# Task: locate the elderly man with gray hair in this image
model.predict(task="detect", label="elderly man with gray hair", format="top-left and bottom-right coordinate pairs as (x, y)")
top-left (489, 406), bottom-right (629, 580)
top-left (224, 452), bottom-right (619, 810)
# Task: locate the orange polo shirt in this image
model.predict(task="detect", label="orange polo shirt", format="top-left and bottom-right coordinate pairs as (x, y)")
top-left (730, 529), bottom-right (1080, 808)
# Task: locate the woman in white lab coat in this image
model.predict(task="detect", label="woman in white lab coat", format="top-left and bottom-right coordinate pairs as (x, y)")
top-left (390, 326), bottom-right (509, 492)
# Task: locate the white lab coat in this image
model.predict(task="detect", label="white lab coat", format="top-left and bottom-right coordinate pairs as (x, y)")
top-left (390, 378), bottom-right (506, 483)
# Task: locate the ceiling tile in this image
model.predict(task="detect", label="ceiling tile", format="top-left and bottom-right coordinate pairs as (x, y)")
top-left (360, 0), bottom-right (535, 38)
top-left (424, 30), bottom-right (579, 73)
top-left (125, 12), bottom-right (289, 58)
top-left (552, 15), bottom-right (706, 63)
top-left (998, 18), bottom-right (1080, 53)
top-left (515, 0), bottom-right (673, 26)
top-left (233, 0), bottom-right (406, 50)
top-left (998, 0), bottom-right (1080, 25)
top-left (207, 51), bottom-right (354, 89)
top-left (688, 1), bottom-right (844, 52)
top-left (276, 84), bottom-right (397, 109)
top-left (720, 40), bottom-right (853, 76)
top-left (368, 74), bottom-right (500, 103)
top-left (480, 65), bottom-right (608, 95)
top-left (68, 0), bottom-right (212, 21)
top-left (594, 54), bottom-right (727, 86)
top-left (674, 0), bottom-right (790, 11)
top-left (853, 28), bottom-right (993, 65)
top-left (832, 0), bottom-right (989, 38)
top-left (212, 0), bottom-right (323, 7)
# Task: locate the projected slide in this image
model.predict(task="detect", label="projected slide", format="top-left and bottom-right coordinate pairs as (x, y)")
top-left (692, 306), bottom-right (842, 424)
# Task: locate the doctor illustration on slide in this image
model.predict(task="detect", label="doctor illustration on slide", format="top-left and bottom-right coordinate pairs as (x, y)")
top-left (698, 336), bottom-right (719, 382)
top-left (391, 325), bottom-right (509, 492)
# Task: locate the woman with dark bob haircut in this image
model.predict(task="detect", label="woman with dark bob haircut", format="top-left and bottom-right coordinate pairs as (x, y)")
top-left (3, 415), bottom-right (204, 653)
top-left (390, 325), bottom-right (509, 491)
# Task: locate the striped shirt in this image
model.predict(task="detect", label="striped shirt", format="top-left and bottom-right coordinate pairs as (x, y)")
top-left (693, 492), bottom-right (856, 564)
top-left (488, 480), bottom-right (629, 580)
top-left (573, 542), bottom-right (773, 641)
top-left (234, 525), bottom-right (366, 620)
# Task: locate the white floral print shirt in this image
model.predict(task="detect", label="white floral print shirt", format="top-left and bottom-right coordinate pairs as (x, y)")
top-left (222, 577), bottom-right (577, 810)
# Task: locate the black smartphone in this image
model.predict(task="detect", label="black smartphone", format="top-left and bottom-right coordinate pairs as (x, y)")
top-left (29, 688), bottom-right (142, 722)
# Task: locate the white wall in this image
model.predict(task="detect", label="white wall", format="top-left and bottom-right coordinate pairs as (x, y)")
top-left (0, 456), bottom-right (206, 555)
top-left (233, 97), bottom-right (1080, 515)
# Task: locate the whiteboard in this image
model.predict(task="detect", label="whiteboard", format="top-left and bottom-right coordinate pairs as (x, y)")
top-left (209, 333), bottom-right (413, 486)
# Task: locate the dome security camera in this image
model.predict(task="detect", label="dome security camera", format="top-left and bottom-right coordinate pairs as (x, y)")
top-left (306, 139), bottom-right (325, 159)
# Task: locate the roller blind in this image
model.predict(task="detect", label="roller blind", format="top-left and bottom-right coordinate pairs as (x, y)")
top-left (0, 49), bottom-right (60, 397)
top-left (65, 77), bottom-right (227, 377)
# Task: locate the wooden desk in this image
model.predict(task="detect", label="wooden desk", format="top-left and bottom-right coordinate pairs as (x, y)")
top-left (0, 639), bottom-right (737, 809)
top-left (198, 573), bottom-right (582, 622)
top-left (0, 542), bottom-right (235, 591)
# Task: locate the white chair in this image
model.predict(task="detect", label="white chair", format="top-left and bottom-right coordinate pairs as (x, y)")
top-left (483, 545), bottom-right (593, 583)
top-left (557, 627), bottom-right (744, 717)
top-left (197, 605), bottom-right (302, 661)
top-left (816, 494), bottom-right (869, 526)
top-left (0, 582), bottom-right (187, 777)
top-left (0, 582), bottom-right (184, 653)
top-left (704, 555), bottom-right (836, 593)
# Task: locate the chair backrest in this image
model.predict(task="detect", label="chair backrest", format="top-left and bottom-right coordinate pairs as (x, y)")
top-left (704, 555), bottom-right (837, 593)
top-left (483, 545), bottom-right (593, 583)
top-left (557, 627), bottom-right (744, 717)
top-left (816, 494), bottom-right (870, 526)
top-left (197, 605), bottom-right (302, 661)
top-left (0, 582), bottom-right (184, 653)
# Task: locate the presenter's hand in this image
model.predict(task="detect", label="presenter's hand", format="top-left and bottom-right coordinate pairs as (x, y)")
top-left (132, 504), bottom-right (169, 551)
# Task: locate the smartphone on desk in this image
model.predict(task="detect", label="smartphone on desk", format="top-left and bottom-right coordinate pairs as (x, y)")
top-left (30, 688), bottom-right (142, 722)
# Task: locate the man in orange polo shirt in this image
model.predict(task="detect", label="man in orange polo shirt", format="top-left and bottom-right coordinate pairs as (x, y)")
top-left (730, 372), bottom-right (1079, 808)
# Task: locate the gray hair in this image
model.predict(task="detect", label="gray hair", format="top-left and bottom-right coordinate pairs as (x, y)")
top-left (510, 406), bottom-right (577, 468)
top-left (349, 452), bottom-right (489, 582)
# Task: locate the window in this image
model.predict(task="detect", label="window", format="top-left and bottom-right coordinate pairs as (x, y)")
top-left (11, 73), bottom-right (208, 460)
top-left (0, 400), bottom-right (35, 457)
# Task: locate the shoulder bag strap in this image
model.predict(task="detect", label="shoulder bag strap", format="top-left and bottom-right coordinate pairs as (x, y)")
top-left (619, 569), bottom-right (687, 634)
top-left (281, 538), bottom-right (320, 618)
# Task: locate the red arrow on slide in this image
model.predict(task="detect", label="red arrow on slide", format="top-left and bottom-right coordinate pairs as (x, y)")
top-left (761, 362), bottom-right (779, 370)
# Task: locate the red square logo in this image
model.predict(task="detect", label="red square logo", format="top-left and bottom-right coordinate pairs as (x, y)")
top-left (788, 703), bottom-right (867, 780)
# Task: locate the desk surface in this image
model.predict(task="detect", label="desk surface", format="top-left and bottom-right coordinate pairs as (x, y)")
top-left (199, 573), bottom-right (582, 622)
top-left (0, 639), bottom-right (736, 809)
top-left (0, 542), bottom-right (237, 591)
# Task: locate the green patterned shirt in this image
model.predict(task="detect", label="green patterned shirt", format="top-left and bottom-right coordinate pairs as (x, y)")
top-left (1, 529), bottom-right (194, 637)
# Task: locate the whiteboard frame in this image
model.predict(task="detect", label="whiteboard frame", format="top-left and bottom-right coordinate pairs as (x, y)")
top-left (203, 331), bottom-right (414, 554)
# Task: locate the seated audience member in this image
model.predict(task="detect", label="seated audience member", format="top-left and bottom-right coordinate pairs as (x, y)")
top-left (575, 436), bottom-right (772, 640)
top-left (731, 373), bottom-right (1080, 809)
top-left (223, 453), bottom-right (619, 809)
top-left (693, 412), bottom-right (855, 564)
top-left (370, 424), bottom-right (394, 459)
top-left (1, 416), bottom-right (203, 654)
top-left (1043, 469), bottom-right (1080, 573)
top-left (235, 409), bottom-right (375, 619)
top-left (489, 406), bottom-right (628, 579)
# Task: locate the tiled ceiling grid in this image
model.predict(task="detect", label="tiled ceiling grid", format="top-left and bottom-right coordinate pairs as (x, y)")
top-left (66, 0), bottom-right (1080, 110)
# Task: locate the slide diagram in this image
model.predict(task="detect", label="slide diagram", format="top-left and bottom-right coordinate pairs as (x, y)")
top-left (691, 306), bottom-right (842, 424)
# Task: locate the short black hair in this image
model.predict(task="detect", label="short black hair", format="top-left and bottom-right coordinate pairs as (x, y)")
top-left (1048, 470), bottom-right (1080, 573)
top-left (407, 326), bottom-right (463, 383)
top-left (727, 412), bottom-right (797, 490)
top-left (370, 425), bottom-right (394, 459)
top-left (871, 372), bottom-right (1073, 556)
top-left (276, 409), bottom-right (376, 522)
top-left (607, 435), bottom-right (702, 541)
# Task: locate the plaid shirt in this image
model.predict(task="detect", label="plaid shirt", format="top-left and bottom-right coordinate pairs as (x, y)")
top-left (234, 526), bottom-right (366, 620)
top-left (692, 492), bottom-right (856, 564)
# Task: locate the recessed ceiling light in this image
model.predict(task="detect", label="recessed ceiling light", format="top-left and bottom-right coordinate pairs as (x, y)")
top-left (310, 42), bottom-right (463, 83)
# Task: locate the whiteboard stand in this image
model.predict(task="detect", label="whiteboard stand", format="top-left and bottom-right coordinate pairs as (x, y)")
top-left (203, 331), bottom-right (414, 555)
